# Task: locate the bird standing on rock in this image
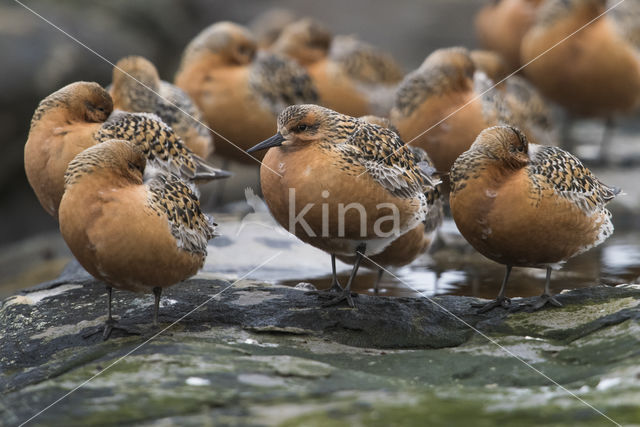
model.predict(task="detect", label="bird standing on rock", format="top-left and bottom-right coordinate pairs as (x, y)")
top-left (175, 21), bottom-right (318, 164)
top-left (24, 81), bottom-right (229, 219)
top-left (59, 140), bottom-right (216, 339)
top-left (449, 126), bottom-right (620, 312)
top-left (110, 55), bottom-right (213, 159)
top-left (247, 105), bottom-right (441, 307)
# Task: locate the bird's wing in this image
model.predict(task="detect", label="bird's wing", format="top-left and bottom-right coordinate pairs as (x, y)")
top-left (528, 145), bottom-right (620, 212)
top-left (97, 111), bottom-right (225, 181)
top-left (146, 171), bottom-right (216, 255)
top-left (330, 35), bottom-right (404, 85)
top-left (157, 81), bottom-right (211, 139)
top-left (336, 121), bottom-right (440, 199)
top-left (249, 52), bottom-right (318, 115)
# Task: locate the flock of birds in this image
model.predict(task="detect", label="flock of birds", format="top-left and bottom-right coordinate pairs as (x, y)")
top-left (22, 0), bottom-right (640, 339)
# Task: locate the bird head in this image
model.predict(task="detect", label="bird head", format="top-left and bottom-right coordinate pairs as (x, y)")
top-left (272, 18), bottom-right (331, 65)
top-left (247, 104), bottom-right (339, 153)
top-left (472, 125), bottom-right (530, 169)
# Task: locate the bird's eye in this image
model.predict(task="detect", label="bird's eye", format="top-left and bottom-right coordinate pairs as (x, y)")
top-left (127, 161), bottom-right (142, 173)
top-left (296, 124), bottom-right (308, 132)
top-left (517, 145), bottom-right (525, 153)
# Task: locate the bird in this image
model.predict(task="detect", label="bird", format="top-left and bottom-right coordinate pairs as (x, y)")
top-left (174, 21), bottom-right (318, 165)
top-left (470, 51), bottom-right (556, 145)
top-left (470, 49), bottom-right (510, 85)
top-left (271, 18), bottom-right (404, 117)
top-left (521, 0), bottom-right (640, 161)
top-left (247, 104), bottom-right (441, 307)
top-left (449, 125), bottom-right (620, 312)
top-left (336, 116), bottom-right (444, 294)
top-left (475, 0), bottom-right (545, 72)
top-left (59, 139), bottom-right (216, 339)
top-left (248, 8), bottom-right (297, 48)
top-left (109, 55), bottom-right (213, 159)
top-left (390, 46), bottom-right (554, 194)
top-left (390, 47), bottom-right (500, 192)
top-left (24, 81), bottom-right (229, 219)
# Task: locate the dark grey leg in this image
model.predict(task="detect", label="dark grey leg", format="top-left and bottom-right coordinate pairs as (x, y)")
top-left (322, 244), bottom-right (366, 308)
top-left (597, 116), bottom-right (615, 166)
top-left (328, 254), bottom-right (343, 292)
top-left (102, 285), bottom-right (115, 340)
top-left (153, 287), bottom-right (162, 326)
top-left (528, 267), bottom-right (563, 311)
top-left (374, 268), bottom-right (384, 295)
top-left (472, 265), bottom-right (512, 313)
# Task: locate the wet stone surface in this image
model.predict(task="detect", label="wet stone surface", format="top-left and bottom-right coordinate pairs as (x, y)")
top-left (1, 262), bottom-right (640, 426)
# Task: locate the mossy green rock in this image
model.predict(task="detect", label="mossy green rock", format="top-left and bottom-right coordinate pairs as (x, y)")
top-left (2, 263), bottom-right (640, 426)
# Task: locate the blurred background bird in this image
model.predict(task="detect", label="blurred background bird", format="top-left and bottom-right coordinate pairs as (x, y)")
top-left (175, 21), bottom-right (318, 166)
top-left (521, 0), bottom-right (640, 163)
top-left (272, 17), bottom-right (405, 117)
top-left (109, 55), bottom-right (213, 159)
top-left (475, 0), bottom-right (545, 73)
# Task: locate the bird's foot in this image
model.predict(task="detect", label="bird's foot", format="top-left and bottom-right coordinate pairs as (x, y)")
top-left (321, 288), bottom-right (357, 308)
top-left (308, 280), bottom-right (343, 297)
top-left (82, 318), bottom-right (141, 341)
top-left (526, 294), bottom-right (563, 311)
top-left (472, 296), bottom-right (511, 314)
top-left (327, 280), bottom-right (344, 293)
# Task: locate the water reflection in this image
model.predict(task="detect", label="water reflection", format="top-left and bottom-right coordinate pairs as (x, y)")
top-left (280, 221), bottom-right (640, 300)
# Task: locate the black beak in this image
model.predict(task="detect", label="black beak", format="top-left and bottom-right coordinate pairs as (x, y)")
top-left (247, 132), bottom-right (285, 154)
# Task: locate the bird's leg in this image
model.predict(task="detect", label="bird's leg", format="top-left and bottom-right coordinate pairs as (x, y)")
top-left (327, 254), bottom-right (344, 292)
top-left (374, 268), bottom-right (384, 295)
top-left (472, 265), bottom-right (512, 313)
top-left (323, 244), bottom-right (366, 308)
top-left (528, 267), bottom-right (563, 311)
top-left (102, 285), bottom-right (116, 340)
top-left (83, 285), bottom-right (139, 340)
top-left (597, 116), bottom-right (615, 166)
top-left (153, 287), bottom-right (162, 326)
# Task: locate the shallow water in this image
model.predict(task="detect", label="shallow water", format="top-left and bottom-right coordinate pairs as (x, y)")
top-left (279, 219), bottom-right (640, 300)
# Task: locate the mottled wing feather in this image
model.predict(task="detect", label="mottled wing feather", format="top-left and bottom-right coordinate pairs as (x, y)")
top-left (157, 81), bottom-right (211, 139)
top-left (473, 71), bottom-right (506, 124)
top-left (609, 0), bottom-right (640, 50)
top-left (146, 172), bottom-right (216, 255)
top-left (394, 63), bottom-right (471, 117)
top-left (334, 120), bottom-right (440, 199)
top-left (528, 146), bottom-right (620, 212)
top-left (330, 36), bottom-right (404, 85)
top-left (504, 76), bottom-right (553, 133)
top-left (249, 52), bottom-right (318, 115)
top-left (534, 0), bottom-right (576, 28)
top-left (96, 111), bottom-right (201, 179)
top-left (408, 146), bottom-right (444, 231)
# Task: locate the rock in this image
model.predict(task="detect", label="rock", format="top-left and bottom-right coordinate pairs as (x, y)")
top-left (2, 264), bottom-right (640, 425)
